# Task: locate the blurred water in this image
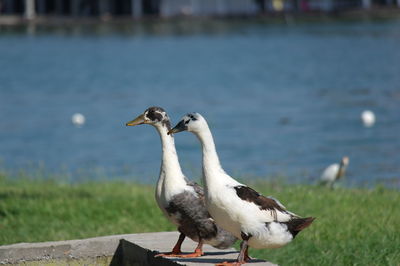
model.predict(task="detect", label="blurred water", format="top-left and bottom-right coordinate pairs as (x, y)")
top-left (0, 19), bottom-right (399, 187)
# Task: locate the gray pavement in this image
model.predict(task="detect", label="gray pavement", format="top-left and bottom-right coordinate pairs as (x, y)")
top-left (0, 231), bottom-right (277, 265)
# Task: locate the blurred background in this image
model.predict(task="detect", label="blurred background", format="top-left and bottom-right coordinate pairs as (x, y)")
top-left (0, 0), bottom-right (399, 187)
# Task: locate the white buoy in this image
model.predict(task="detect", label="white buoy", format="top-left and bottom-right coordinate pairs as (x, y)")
top-left (71, 113), bottom-right (85, 127)
top-left (361, 110), bottom-right (375, 127)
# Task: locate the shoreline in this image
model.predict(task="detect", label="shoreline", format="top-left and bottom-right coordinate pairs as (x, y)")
top-left (1, 7), bottom-right (400, 26)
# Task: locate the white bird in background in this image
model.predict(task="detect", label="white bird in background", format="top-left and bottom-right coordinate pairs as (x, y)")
top-left (320, 156), bottom-right (350, 188)
top-left (169, 113), bottom-right (314, 265)
top-left (71, 113), bottom-right (85, 127)
top-left (361, 110), bottom-right (375, 127)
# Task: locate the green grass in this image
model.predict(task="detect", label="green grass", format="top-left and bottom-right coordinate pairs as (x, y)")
top-left (0, 177), bottom-right (175, 244)
top-left (0, 175), bottom-right (399, 265)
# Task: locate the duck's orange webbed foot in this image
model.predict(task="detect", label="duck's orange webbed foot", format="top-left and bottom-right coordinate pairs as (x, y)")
top-left (156, 233), bottom-right (191, 257)
top-left (174, 248), bottom-right (204, 258)
top-left (156, 247), bottom-right (204, 258)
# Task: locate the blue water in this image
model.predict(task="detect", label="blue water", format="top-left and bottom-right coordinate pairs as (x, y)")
top-left (0, 19), bottom-right (399, 187)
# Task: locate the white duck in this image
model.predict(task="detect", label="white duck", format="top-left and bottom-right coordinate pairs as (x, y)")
top-left (320, 156), bottom-right (349, 188)
top-left (126, 107), bottom-right (236, 258)
top-left (169, 113), bottom-right (314, 265)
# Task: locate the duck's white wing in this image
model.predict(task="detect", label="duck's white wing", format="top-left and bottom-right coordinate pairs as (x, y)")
top-left (233, 185), bottom-right (297, 221)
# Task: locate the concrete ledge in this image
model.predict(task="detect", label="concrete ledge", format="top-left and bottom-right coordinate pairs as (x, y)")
top-left (0, 232), bottom-right (276, 265)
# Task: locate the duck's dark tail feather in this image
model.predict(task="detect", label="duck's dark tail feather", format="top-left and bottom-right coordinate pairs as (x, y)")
top-left (286, 217), bottom-right (315, 238)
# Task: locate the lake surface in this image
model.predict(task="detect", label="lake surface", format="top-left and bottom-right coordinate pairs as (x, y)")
top-left (0, 18), bottom-right (399, 187)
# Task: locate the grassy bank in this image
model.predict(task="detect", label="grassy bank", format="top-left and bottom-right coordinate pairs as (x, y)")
top-left (0, 176), bottom-right (399, 265)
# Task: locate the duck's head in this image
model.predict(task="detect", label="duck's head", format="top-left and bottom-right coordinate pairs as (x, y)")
top-left (168, 112), bottom-right (204, 135)
top-left (126, 106), bottom-right (171, 130)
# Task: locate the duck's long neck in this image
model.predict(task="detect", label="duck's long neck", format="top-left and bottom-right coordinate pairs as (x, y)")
top-left (194, 124), bottom-right (236, 189)
top-left (154, 124), bottom-right (186, 197)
